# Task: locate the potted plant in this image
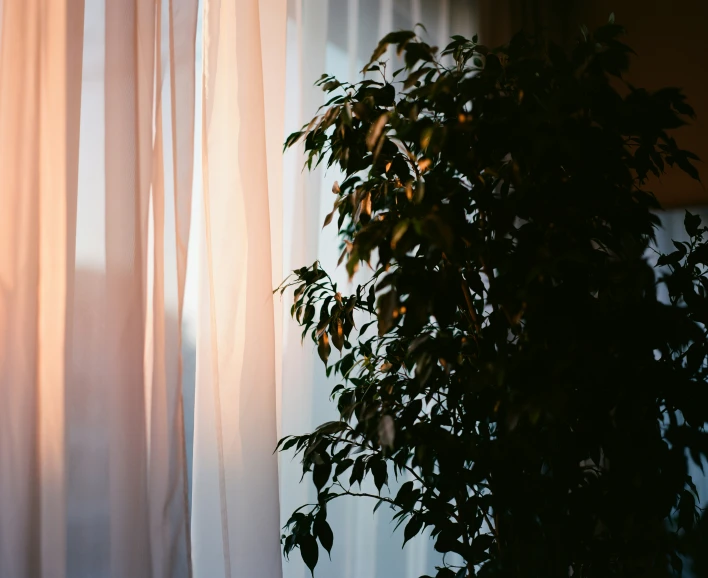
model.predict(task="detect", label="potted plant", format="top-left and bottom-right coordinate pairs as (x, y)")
top-left (277, 16), bottom-right (706, 577)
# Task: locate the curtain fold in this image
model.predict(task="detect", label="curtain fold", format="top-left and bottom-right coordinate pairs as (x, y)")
top-left (191, 1), bottom-right (286, 577)
top-left (259, 0), bottom-right (288, 440)
top-left (2, 0), bottom-right (197, 575)
top-left (103, 2), bottom-right (155, 573)
top-left (0, 1), bottom-right (84, 575)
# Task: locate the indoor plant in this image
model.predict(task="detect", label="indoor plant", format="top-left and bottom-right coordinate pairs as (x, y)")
top-left (278, 17), bottom-right (706, 577)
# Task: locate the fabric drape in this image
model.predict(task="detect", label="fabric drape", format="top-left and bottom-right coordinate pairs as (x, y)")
top-left (190, 0), bottom-right (286, 577)
top-left (0, 1), bottom-right (83, 575)
top-left (1, 0), bottom-right (198, 576)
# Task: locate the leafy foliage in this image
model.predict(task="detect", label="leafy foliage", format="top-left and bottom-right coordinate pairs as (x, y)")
top-left (277, 17), bottom-right (707, 577)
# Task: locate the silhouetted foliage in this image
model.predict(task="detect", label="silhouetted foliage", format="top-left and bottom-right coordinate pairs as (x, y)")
top-left (676, 509), bottom-right (706, 578)
top-left (277, 16), bottom-right (706, 577)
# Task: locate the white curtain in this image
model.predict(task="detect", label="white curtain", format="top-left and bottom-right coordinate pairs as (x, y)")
top-left (189, 0), bottom-right (285, 576)
top-left (1, 0), bottom-right (202, 575)
top-left (0, 0), bottom-right (285, 576)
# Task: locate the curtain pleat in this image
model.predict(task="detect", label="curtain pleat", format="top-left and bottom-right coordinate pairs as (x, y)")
top-left (191, 1), bottom-right (286, 577)
top-left (103, 1), bottom-right (155, 574)
top-left (167, 6), bottom-right (199, 568)
top-left (0, 1), bottom-right (84, 576)
top-left (3, 0), bottom-right (195, 575)
top-left (259, 0), bottom-right (288, 441)
top-left (163, 1), bottom-right (199, 577)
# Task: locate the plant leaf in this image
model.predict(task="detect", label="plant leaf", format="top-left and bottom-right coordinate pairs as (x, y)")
top-left (314, 516), bottom-right (334, 557)
top-left (403, 515), bottom-right (423, 546)
top-left (299, 534), bottom-right (319, 576)
top-left (318, 332), bottom-right (331, 364)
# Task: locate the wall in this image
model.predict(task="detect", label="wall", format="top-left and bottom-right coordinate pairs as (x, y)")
top-left (475, 0), bottom-right (707, 207)
top-left (576, 0), bottom-right (708, 207)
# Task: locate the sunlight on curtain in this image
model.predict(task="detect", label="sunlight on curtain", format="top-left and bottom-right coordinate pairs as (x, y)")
top-left (1, 0), bottom-right (197, 576)
top-left (0, 1), bottom-right (83, 574)
top-left (190, 0), bottom-right (286, 577)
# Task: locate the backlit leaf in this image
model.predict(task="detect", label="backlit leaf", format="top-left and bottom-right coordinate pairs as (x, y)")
top-left (318, 332), bottom-right (331, 364)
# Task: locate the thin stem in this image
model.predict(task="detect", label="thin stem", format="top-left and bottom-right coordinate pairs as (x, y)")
top-left (332, 482), bottom-right (427, 516)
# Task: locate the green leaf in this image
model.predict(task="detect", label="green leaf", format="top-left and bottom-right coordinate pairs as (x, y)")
top-left (403, 42), bottom-right (434, 69)
top-left (377, 289), bottom-right (399, 335)
top-left (315, 421), bottom-right (347, 435)
top-left (350, 457), bottom-right (366, 487)
top-left (371, 459), bottom-right (388, 491)
top-left (373, 498), bottom-right (386, 514)
top-left (403, 515), bottom-right (423, 546)
top-left (314, 516), bottom-right (334, 556)
top-left (313, 463), bottom-right (332, 492)
top-left (394, 481), bottom-right (419, 510)
top-left (689, 243), bottom-right (708, 265)
top-left (278, 437), bottom-right (299, 453)
top-left (685, 210), bottom-right (702, 237)
top-left (674, 150), bottom-right (701, 181)
top-left (434, 528), bottom-right (463, 554)
top-left (299, 534), bottom-right (319, 576)
top-left (395, 481), bottom-right (414, 503)
top-left (366, 113), bottom-right (389, 151)
top-left (657, 251), bottom-right (684, 267)
top-left (334, 458), bottom-right (353, 480)
top-left (303, 304), bottom-right (316, 324)
top-left (403, 67), bottom-right (432, 90)
top-left (317, 332), bottom-right (331, 365)
top-left (471, 533), bottom-right (495, 557)
top-left (672, 240), bottom-right (688, 255)
top-left (283, 533), bottom-right (297, 557)
top-left (331, 318), bottom-right (344, 352)
top-left (391, 221), bottom-right (410, 248)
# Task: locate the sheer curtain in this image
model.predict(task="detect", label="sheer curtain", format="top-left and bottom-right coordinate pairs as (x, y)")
top-left (1, 0), bottom-right (285, 576)
top-left (1, 0), bottom-right (203, 575)
top-left (189, 0), bottom-right (285, 576)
